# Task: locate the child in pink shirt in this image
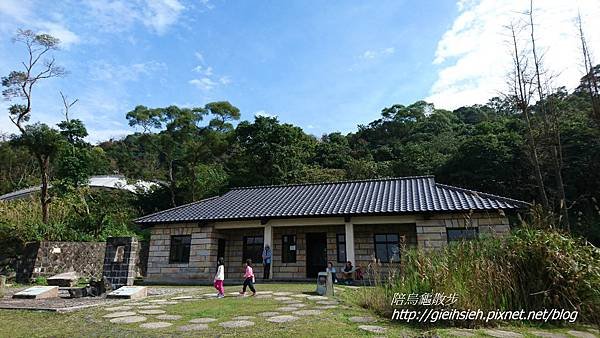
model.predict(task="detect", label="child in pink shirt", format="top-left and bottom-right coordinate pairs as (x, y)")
top-left (239, 259), bottom-right (256, 296)
top-left (214, 257), bottom-right (225, 298)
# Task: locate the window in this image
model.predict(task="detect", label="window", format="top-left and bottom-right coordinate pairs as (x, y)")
top-left (374, 233), bottom-right (400, 263)
top-left (447, 228), bottom-right (479, 242)
top-left (336, 234), bottom-right (346, 263)
top-left (282, 235), bottom-right (297, 263)
top-left (243, 236), bottom-right (263, 264)
top-left (169, 235), bottom-right (191, 264)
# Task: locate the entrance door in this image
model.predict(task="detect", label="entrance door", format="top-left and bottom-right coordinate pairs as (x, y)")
top-left (306, 232), bottom-right (327, 278)
top-left (217, 238), bottom-right (226, 260)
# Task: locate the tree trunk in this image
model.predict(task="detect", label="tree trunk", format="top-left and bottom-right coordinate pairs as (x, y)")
top-left (38, 154), bottom-right (51, 224)
top-left (168, 159), bottom-right (177, 207)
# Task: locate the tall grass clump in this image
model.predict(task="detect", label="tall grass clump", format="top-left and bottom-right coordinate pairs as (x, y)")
top-left (358, 227), bottom-right (600, 325)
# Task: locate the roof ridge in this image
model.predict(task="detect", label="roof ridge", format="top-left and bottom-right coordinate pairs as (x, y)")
top-left (133, 195), bottom-right (220, 222)
top-left (230, 175), bottom-right (435, 190)
top-left (435, 182), bottom-right (530, 206)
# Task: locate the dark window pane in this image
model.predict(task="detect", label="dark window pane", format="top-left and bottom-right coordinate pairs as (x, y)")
top-left (375, 243), bottom-right (389, 262)
top-left (282, 235), bottom-right (296, 263)
top-left (375, 234), bottom-right (386, 242)
top-left (169, 235), bottom-right (191, 264)
top-left (243, 236), bottom-right (264, 263)
top-left (447, 228), bottom-right (478, 242)
top-left (387, 234), bottom-right (399, 242)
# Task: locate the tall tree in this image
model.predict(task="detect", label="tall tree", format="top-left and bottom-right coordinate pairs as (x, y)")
top-left (1, 29), bottom-right (65, 223)
top-left (576, 12), bottom-right (600, 125)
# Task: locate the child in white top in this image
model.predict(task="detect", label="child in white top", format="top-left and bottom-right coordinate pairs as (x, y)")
top-left (214, 257), bottom-right (225, 298)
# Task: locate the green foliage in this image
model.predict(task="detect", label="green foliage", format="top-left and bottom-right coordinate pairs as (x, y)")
top-left (358, 228), bottom-right (600, 325)
top-left (33, 276), bottom-right (47, 286)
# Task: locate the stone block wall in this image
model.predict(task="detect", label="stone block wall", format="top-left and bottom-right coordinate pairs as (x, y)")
top-left (103, 237), bottom-right (138, 289)
top-left (146, 223), bottom-right (218, 283)
top-left (354, 223), bottom-right (417, 271)
top-left (20, 241), bottom-right (106, 282)
top-left (219, 228), bottom-right (264, 280)
top-left (271, 225), bottom-right (344, 280)
top-left (415, 212), bottom-right (510, 250)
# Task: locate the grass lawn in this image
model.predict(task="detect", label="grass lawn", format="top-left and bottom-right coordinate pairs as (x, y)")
top-left (0, 283), bottom-right (597, 337)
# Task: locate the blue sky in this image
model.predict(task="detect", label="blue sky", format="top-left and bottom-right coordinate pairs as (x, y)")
top-left (1, 0), bottom-right (598, 142)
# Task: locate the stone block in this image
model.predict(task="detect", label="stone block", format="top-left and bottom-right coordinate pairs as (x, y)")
top-left (107, 286), bottom-right (147, 299)
top-left (47, 271), bottom-right (79, 287)
top-left (13, 286), bottom-right (59, 299)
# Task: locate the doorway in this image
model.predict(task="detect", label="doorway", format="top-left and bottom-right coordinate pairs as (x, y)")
top-left (305, 232), bottom-right (327, 278)
top-left (217, 238), bottom-right (226, 260)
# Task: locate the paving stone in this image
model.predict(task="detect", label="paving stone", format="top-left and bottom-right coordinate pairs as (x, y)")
top-left (219, 320), bottom-right (255, 328)
top-left (291, 294), bottom-right (311, 298)
top-left (108, 286), bottom-right (147, 300)
top-left (267, 315), bottom-right (299, 323)
top-left (181, 298), bottom-right (198, 302)
top-left (316, 300), bottom-right (338, 305)
top-left (179, 324), bottom-right (209, 331)
top-left (258, 312), bottom-right (281, 317)
top-left (160, 301), bottom-right (179, 305)
top-left (110, 316), bottom-right (147, 324)
top-left (276, 306), bottom-right (299, 312)
top-left (292, 309), bottom-right (322, 316)
top-left (171, 296), bottom-right (193, 300)
top-left (104, 306), bottom-right (133, 312)
top-left (348, 316), bottom-right (377, 323)
top-left (148, 299), bottom-right (168, 303)
top-left (447, 329), bottom-right (475, 337)
top-left (358, 325), bottom-right (387, 334)
top-left (274, 296), bottom-right (293, 301)
top-left (232, 316), bottom-right (256, 320)
top-left (483, 329), bottom-right (524, 338)
top-left (307, 295), bottom-right (328, 301)
top-left (256, 294), bottom-right (272, 299)
top-left (529, 332), bottom-right (568, 338)
top-left (189, 317), bottom-right (217, 323)
top-left (140, 322), bottom-right (173, 329)
top-left (138, 309), bottom-right (166, 315)
top-left (127, 302), bottom-right (150, 306)
top-left (258, 291), bottom-right (274, 294)
top-left (156, 315), bottom-right (183, 320)
top-left (273, 292), bottom-right (293, 296)
top-left (103, 311), bottom-right (137, 318)
top-left (566, 331), bottom-right (597, 338)
top-left (315, 305), bottom-right (338, 310)
top-left (288, 303), bottom-right (307, 308)
top-left (138, 305), bottom-right (163, 309)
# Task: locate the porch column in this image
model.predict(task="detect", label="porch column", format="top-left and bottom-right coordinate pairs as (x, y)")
top-left (263, 224), bottom-right (273, 279)
top-left (344, 222), bottom-right (355, 264)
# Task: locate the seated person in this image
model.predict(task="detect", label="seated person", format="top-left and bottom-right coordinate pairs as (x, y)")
top-left (326, 261), bottom-right (338, 283)
top-left (341, 261), bottom-right (355, 285)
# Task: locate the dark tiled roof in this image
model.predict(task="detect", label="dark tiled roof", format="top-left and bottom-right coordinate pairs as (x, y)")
top-left (134, 176), bottom-right (529, 225)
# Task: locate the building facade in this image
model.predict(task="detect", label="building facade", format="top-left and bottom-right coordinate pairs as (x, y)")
top-left (136, 176), bottom-right (525, 284)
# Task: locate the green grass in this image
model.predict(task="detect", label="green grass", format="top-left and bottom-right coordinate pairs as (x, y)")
top-left (0, 284), bottom-right (597, 337)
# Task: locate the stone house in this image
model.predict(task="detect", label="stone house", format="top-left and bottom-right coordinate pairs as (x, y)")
top-left (135, 176), bottom-right (527, 284)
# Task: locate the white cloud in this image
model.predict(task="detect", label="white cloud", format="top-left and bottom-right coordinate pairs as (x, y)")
top-left (0, 0), bottom-right (80, 48)
top-left (427, 0), bottom-right (600, 109)
top-left (189, 51), bottom-right (231, 92)
top-left (90, 60), bottom-right (167, 82)
top-left (82, 0), bottom-right (185, 35)
top-left (254, 110), bottom-right (277, 118)
top-left (360, 47), bottom-right (395, 60)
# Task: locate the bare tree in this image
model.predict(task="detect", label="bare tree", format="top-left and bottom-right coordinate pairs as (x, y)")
top-left (1, 29), bottom-right (66, 223)
top-left (527, 0), bottom-right (570, 231)
top-left (576, 11), bottom-right (600, 124)
top-left (507, 22), bottom-right (550, 211)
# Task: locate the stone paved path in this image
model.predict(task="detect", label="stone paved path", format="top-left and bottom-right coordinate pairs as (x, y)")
top-left (140, 322), bottom-right (172, 329)
top-left (189, 317), bottom-right (217, 323)
top-left (156, 314), bottom-right (182, 321)
top-left (103, 311), bottom-right (137, 318)
top-left (179, 324), bottom-right (209, 331)
top-left (529, 331), bottom-right (568, 338)
top-left (348, 316), bottom-right (376, 323)
top-left (138, 309), bottom-right (166, 315)
top-left (358, 325), bottom-right (387, 334)
top-left (483, 329), bottom-right (524, 338)
top-left (219, 320), bottom-right (255, 328)
top-left (267, 315), bottom-right (299, 323)
top-left (110, 316), bottom-right (147, 324)
top-left (566, 331), bottom-right (598, 338)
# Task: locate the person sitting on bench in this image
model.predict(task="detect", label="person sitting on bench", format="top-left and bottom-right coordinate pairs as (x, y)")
top-left (341, 261), bottom-right (356, 285)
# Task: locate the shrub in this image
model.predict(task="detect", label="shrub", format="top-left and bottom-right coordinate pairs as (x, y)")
top-left (357, 227), bottom-right (600, 325)
top-left (34, 276), bottom-right (47, 286)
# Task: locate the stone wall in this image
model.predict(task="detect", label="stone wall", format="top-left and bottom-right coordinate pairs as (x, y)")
top-left (354, 223), bottom-right (417, 271)
top-left (103, 237), bottom-right (138, 289)
top-left (219, 228), bottom-right (264, 280)
top-left (415, 212), bottom-right (510, 250)
top-left (20, 241), bottom-right (106, 282)
top-left (15, 240), bottom-right (150, 283)
top-left (146, 223), bottom-right (218, 284)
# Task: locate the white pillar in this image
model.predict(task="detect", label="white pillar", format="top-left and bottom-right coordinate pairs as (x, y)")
top-left (263, 223), bottom-right (273, 279)
top-left (344, 222), bottom-right (355, 264)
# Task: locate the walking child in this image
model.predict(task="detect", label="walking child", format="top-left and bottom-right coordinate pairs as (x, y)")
top-left (214, 257), bottom-right (225, 298)
top-left (239, 259), bottom-right (256, 296)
